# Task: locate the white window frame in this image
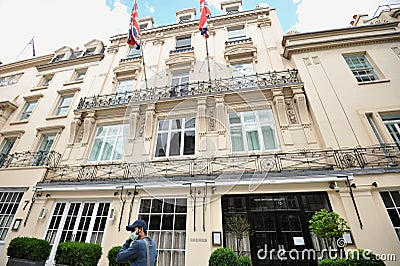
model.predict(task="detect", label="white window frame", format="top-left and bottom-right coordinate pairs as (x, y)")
top-left (54, 95), bottom-right (74, 116)
top-left (380, 191), bottom-right (400, 240)
top-left (88, 124), bottom-right (128, 162)
top-left (175, 36), bottom-right (191, 49)
top-left (115, 79), bottom-right (135, 94)
top-left (44, 201), bottom-right (111, 264)
top-left (343, 54), bottom-right (379, 82)
top-left (381, 113), bottom-right (400, 149)
top-left (229, 109), bottom-right (279, 153)
top-left (138, 198), bottom-right (187, 266)
top-left (0, 191), bottom-right (24, 242)
top-left (74, 68), bottom-right (87, 81)
top-left (19, 101), bottom-right (37, 121)
top-left (41, 74), bottom-right (53, 87)
top-left (127, 46), bottom-right (141, 58)
top-left (155, 117), bottom-right (196, 157)
top-left (228, 26), bottom-right (246, 41)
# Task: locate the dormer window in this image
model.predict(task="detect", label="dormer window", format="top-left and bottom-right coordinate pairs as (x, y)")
top-left (226, 6), bottom-right (239, 14)
top-left (179, 15), bottom-right (191, 23)
top-left (83, 48), bottom-right (96, 56)
top-left (52, 54), bottom-right (65, 63)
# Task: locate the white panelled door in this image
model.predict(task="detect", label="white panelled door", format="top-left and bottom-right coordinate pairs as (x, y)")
top-left (44, 201), bottom-right (110, 265)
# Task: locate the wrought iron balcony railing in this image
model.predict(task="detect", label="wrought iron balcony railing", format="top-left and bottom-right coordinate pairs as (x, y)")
top-left (120, 55), bottom-right (142, 63)
top-left (41, 144), bottom-right (400, 183)
top-left (225, 37), bottom-right (252, 45)
top-left (76, 69), bottom-right (300, 111)
top-left (0, 150), bottom-right (61, 169)
top-left (169, 46), bottom-right (194, 54)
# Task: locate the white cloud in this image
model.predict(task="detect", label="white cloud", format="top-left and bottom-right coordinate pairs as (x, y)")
top-left (0, 0), bottom-right (130, 64)
top-left (292, 0), bottom-right (301, 4)
top-left (295, 0), bottom-right (399, 32)
top-left (208, 0), bottom-right (224, 9)
top-left (146, 3), bottom-right (155, 14)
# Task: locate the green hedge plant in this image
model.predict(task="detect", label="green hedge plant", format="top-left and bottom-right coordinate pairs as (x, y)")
top-left (238, 255), bottom-right (252, 266)
top-left (347, 249), bottom-right (385, 266)
top-left (55, 242), bottom-right (102, 266)
top-left (209, 248), bottom-right (239, 266)
top-left (107, 246), bottom-right (129, 266)
top-left (7, 236), bottom-right (51, 261)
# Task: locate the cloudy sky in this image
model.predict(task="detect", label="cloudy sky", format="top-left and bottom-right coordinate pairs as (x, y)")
top-left (0, 0), bottom-right (397, 64)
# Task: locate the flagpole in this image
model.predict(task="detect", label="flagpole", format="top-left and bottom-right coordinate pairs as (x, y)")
top-left (205, 37), bottom-right (212, 83)
top-left (139, 40), bottom-right (149, 91)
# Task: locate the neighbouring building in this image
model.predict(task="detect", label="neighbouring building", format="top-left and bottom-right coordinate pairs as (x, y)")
top-left (0, 1), bottom-right (399, 265)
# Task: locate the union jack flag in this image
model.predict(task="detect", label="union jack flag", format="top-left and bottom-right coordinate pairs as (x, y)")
top-left (199, 0), bottom-right (211, 38)
top-left (127, 0), bottom-right (141, 49)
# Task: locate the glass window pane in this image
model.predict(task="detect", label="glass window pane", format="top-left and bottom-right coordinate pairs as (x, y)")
top-left (183, 131), bottom-right (195, 155)
top-left (388, 209), bottom-right (400, 227)
top-left (112, 137), bottom-right (124, 160)
top-left (391, 192), bottom-right (400, 206)
top-left (229, 113), bottom-right (241, 124)
top-left (155, 133), bottom-right (168, 157)
top-left (381, 192), bottom-right (394, 208)
top-left (171, 119), bottom-right (182, 130)
top-left (100, 138), bottom-right (115, 161)
top-left (243, 111), bottom-right (256, 123)
top-left (185, 118), bottom-right (196, 128)
top-left (262, 126), bottom-right (277, 150)
top-left (246, 130), bottom-right (260, 151)
top-left (169, 132), bottom-right (181, 156)
top-left (159, 120), bottom-right (169, 131)
top-left (230, 127), bottom-right (244, 152)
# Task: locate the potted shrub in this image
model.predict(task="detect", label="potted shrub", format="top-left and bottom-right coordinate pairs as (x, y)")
top-left (238, 255), bottom-right (252, 266)
top-left (309, 209), bottom-right (349, 249)
top-left (55, 242), bottom-right (102, 266)
top-left (107, 246), bottom-right (129, 266)
top-left (7, 236), bottom-right (51, 266)
top-left (225, 216), bottom-right (251, 256)
top-left (209, 247), bottom-right (239, 266)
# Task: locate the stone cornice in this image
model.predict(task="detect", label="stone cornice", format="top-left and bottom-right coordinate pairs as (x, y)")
top-left (0, 55), bottom-right (54, 73)
top-left (282, 22), bottom-right (400, 58)
top-left (110, 7), bottom-right (272, 42)
top-left (36, 54), bottom-right (104, 72)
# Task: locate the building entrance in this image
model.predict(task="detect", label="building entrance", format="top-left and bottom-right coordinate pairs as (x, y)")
top-left (222, 193), bottom-right (331, 266)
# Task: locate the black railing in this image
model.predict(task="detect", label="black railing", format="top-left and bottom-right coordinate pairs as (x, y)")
top-left (76, 69), bottom-right (300, 111)
top-left (0, 150), bottom-right (61, 169)
top-left (42, 144), bottom-right (400, 183)
top-left (169, 46), bottom-right (194, 54)
top-left (225, 37), bottom-right (252, 45)
top-left (120, 55), bottom-right (142, 63)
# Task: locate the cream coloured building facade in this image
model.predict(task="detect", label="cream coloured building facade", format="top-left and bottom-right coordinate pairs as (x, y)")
top-left (0, 2), bottom-right (400, 265)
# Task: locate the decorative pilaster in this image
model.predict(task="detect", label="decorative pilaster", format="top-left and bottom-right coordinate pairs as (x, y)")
top-left (272, 88), bottom-right (293, 145)
top-left (145, 104), bottom-right (156, 142)
top-left (82, 111), bottom-right (96, 145)
top-left (69, 116), bottom-right (82, 145)
top-left (197, 97), bottom-right (207, 151)
top-left (292, 86), bottom-right (316, 143)
top-left (215, 96), bottom-right (227, 150)
top-left (129, 106), bottom-right (140, 142)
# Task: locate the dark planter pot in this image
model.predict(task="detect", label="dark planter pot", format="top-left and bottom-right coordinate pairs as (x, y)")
top-left (7, 257), bottom-right (46, 266)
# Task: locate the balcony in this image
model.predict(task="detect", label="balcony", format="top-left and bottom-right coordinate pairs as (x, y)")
top-left (76, 69), bottom-right (300, 111)
top-left (225, 37), bottom-right (252, 46)
top-left (169, 46), bottom-right (194, 54)
top-left (41, 144), bottom-right (400, 184)
top-left (0, 150), bottom-right (61, 169)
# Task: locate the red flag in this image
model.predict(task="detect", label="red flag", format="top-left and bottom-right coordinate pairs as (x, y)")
top-left (199, 0), bottom-right (211, 38)
top-left (127, 0), bottom-right (141, 49)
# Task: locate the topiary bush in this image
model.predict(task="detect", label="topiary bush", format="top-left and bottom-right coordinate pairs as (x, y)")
top-left (55, 242), bottom-right (102, 266)
top-left (7, 236), bottom-right (51, 261)
top-left (347, 249), bottom-right (385, 266)
top-left (238, 255), bottom-right (252, 266)
top-left (209, 248), bottom-right (239, 266)
top-left (107, 246), bottom-right (129, 266)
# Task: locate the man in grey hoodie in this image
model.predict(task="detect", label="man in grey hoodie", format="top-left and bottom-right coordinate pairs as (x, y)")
top-left (116, 219), bottom-right (157, 266)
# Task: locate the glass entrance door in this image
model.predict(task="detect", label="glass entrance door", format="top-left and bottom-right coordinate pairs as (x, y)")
top-left (222, 193), bottom-right (330, 266)
top-left (44, 201), bottom-right (110, 265)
